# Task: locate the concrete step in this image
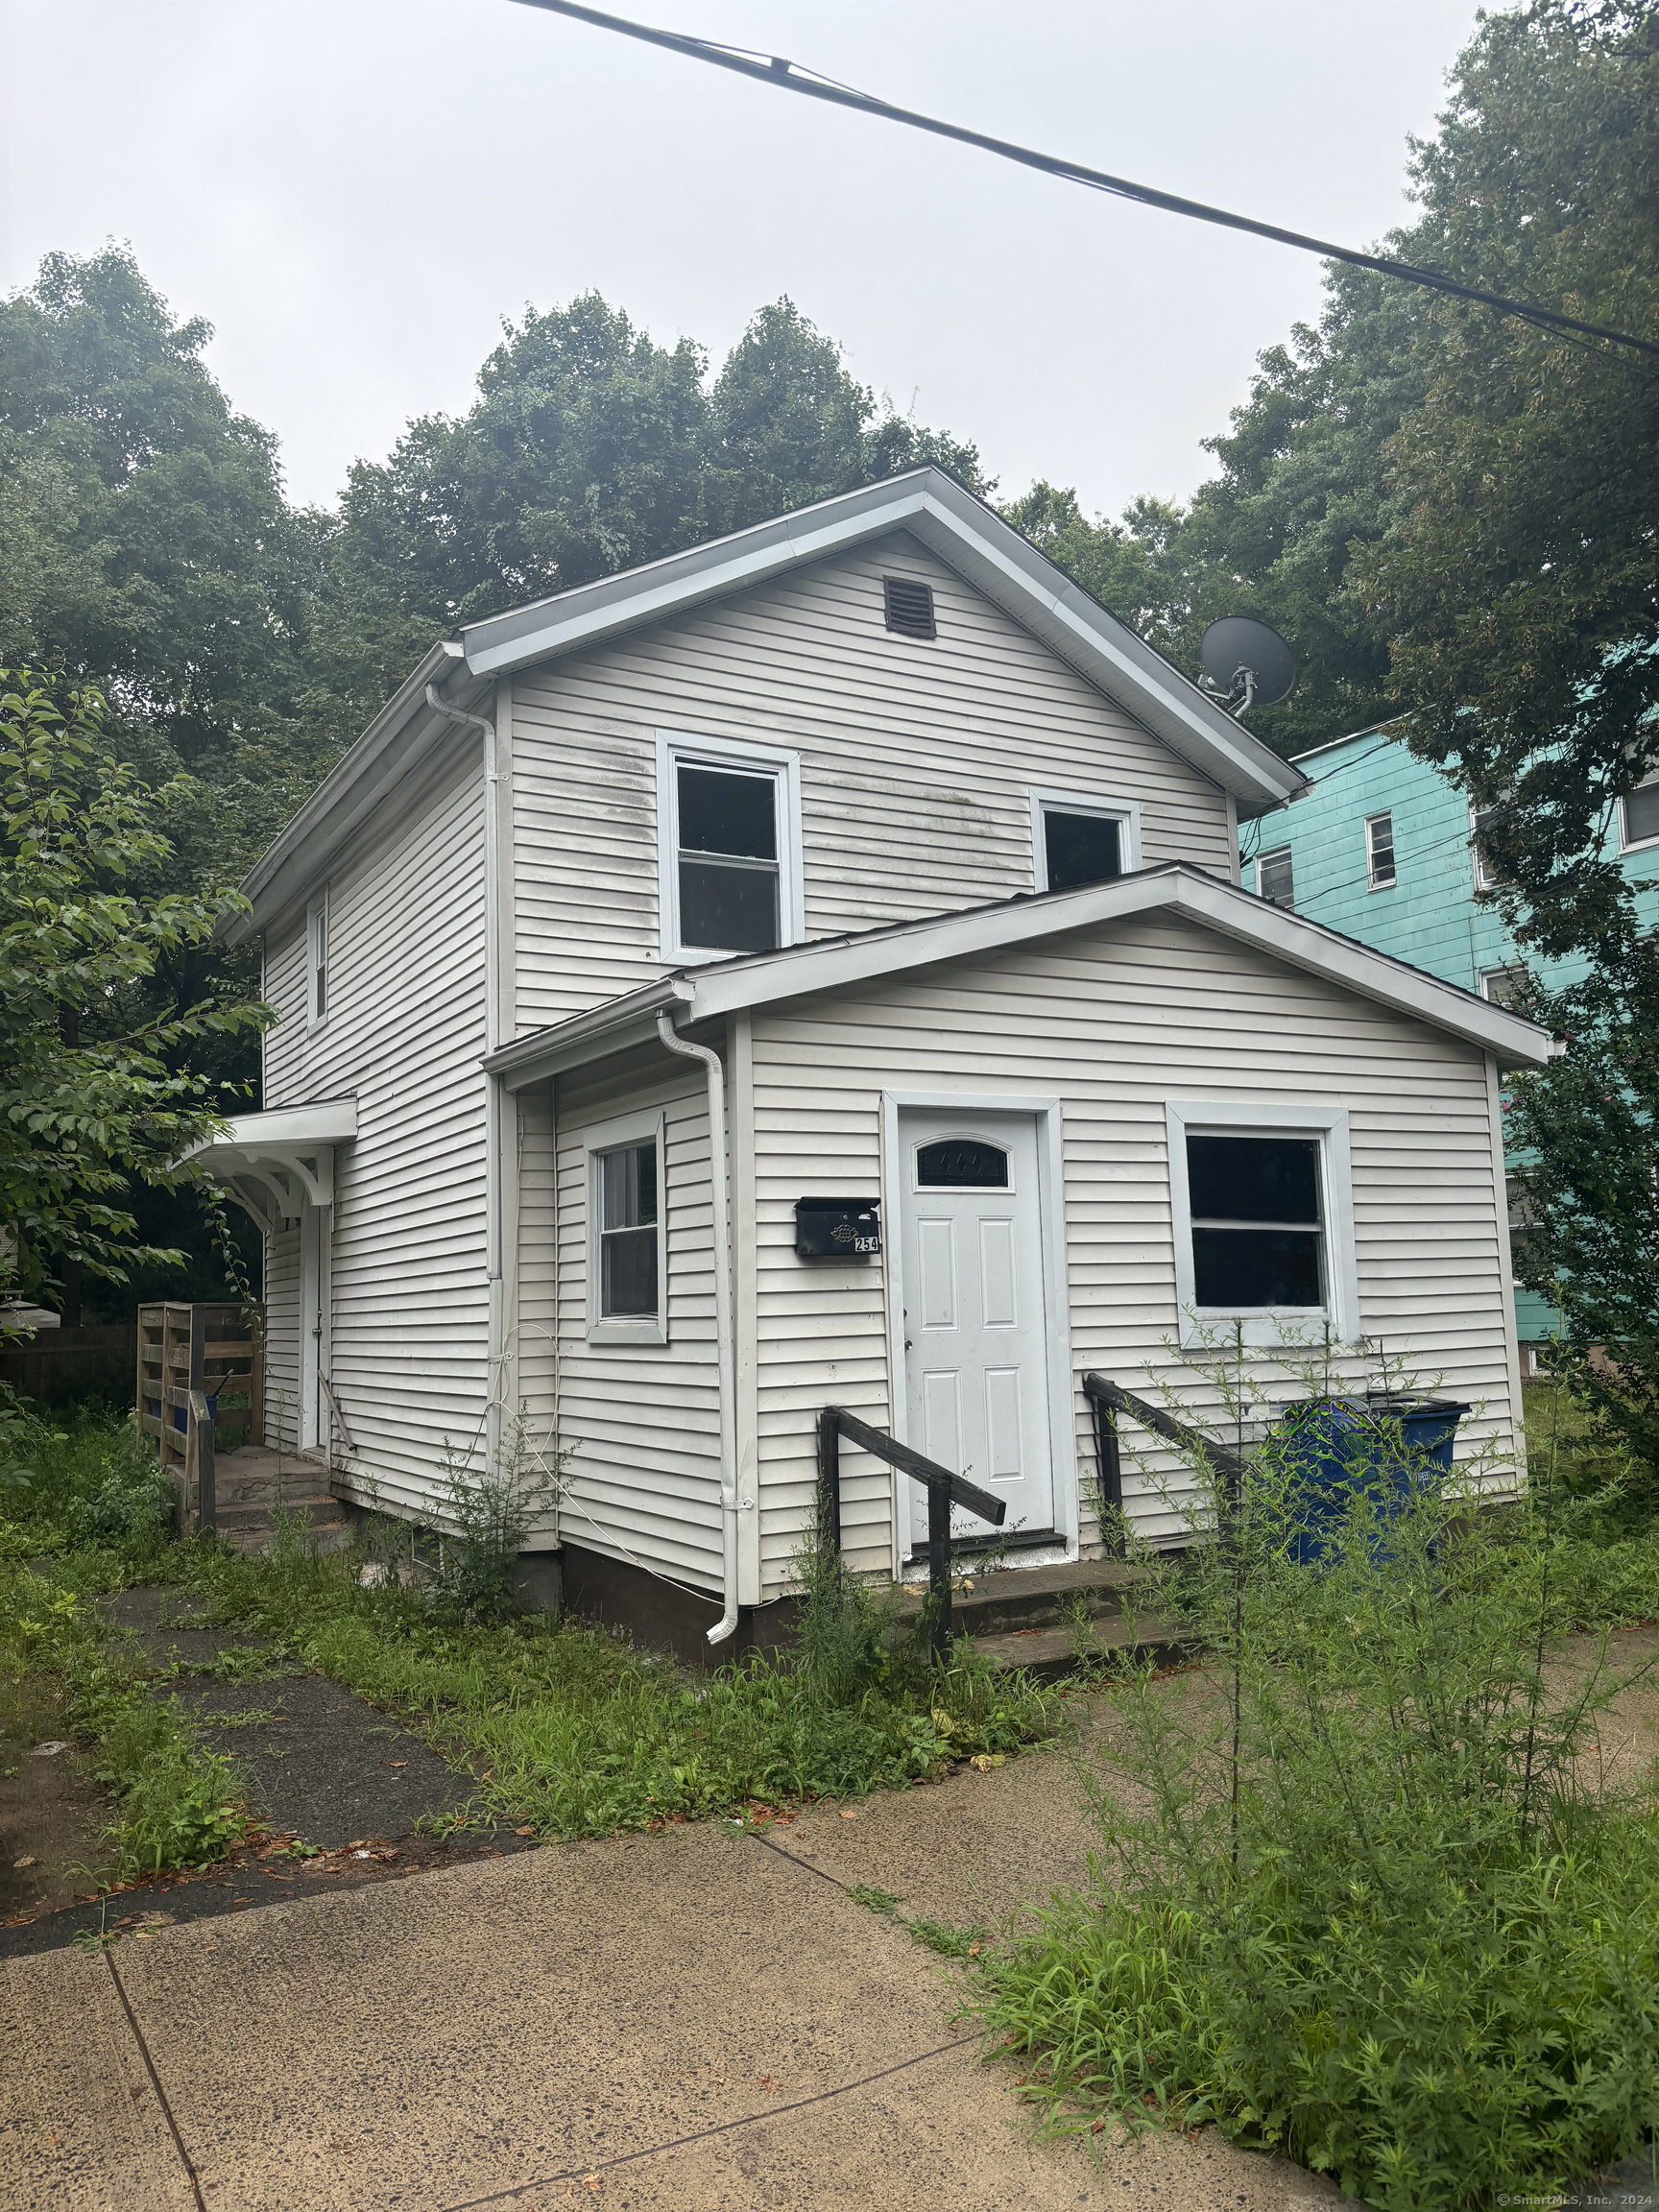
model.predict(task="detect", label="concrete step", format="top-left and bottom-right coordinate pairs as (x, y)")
top-left (972, 1613), bottom-right (1194, 1682)
top-left (891, 1557), bottom-right (1150, 1638)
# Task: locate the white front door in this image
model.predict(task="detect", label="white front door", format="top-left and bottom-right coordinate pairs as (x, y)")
top-left (900, 1109), bottom-right (1055, 1549)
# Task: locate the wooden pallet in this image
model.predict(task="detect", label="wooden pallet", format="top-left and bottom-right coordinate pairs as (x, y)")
top-left (136, 1301), bottom-right (263, 1530)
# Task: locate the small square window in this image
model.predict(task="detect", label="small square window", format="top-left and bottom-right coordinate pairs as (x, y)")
top-left (1257, 847), bottom-right (1295, 909)
top-left (599, 1142), bottom-right (659, 1320)
top-left (1187, 1133), bottom-right (1326, 1310)
top-left (1481, 966), bottom-right (1527, 1009)
top-left (1365, 811), bottom-right (1396, 891)
top-left (1623, 778), bottom-right (1659, 850)
top-left (1044, 810), bottom-right (1121, 893)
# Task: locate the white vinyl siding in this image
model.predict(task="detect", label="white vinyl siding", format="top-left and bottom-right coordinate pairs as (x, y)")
top-left (739, 910), bottom-right (1521, 1586)
top-left (509, 535), bottom-right (1236, 1031)
top-left (547, 1063), bottom-right (724, 1591)
top-left (258, 736), bottom-right (493, 1519)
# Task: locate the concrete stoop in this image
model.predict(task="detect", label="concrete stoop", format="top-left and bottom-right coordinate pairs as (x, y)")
top-left (890, 1556), bottom-right (1193, 1680)
top-left (207, 1446), bottom-right (350, 1555)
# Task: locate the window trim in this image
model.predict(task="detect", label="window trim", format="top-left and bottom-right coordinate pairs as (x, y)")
top-left (306, 888), bottom-right (329, 1031)
top-left (1165, 1099), bottom-right (1358, 1347)
top-left (1621, 771), bottom-right (1659, 854)
top-left (1364, 810), bottom-right (1396, 892)
top-left (1480, 965), bottom-right (1527, 1007)
top-left (585, 1106), bottom-right (668, 1346)
top-left (1255, 844), bottom-right (1295, 909)
top-left (1028, 788), bottom-right (1142, 893)
top-left (655, 731), bottom-right (804, 965)
top-left (1470, 805), bottom-right (1504, 892)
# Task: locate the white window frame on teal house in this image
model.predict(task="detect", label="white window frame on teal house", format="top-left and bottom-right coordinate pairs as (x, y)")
top-left (1256, 846), bottom-right (1295, 908)
top-left (1165, 1098), bottom-right (1359, 1348)
top-left (1364, 810), bottom-right (1396, 891)
top-left (1621, 770), bottom-right (1659, 854)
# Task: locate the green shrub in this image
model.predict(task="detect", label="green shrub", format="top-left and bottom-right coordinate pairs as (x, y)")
top-left (971, 1353), bottom-right (1659, 2208)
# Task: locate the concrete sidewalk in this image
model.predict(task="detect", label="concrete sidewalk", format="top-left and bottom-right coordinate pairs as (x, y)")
top-left (0, 1750), bottom-right (1350, 2212)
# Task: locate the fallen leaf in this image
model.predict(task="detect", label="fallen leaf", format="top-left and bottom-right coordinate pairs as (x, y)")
top-left (389, 1761), bottom-right (407, 1769)
top-left (1091, 2118), bottom-right (1106, 2136)
top-left (585, 2174), bottom-right (602, 2193)
top-left (839, 1808), bottom-right (858, 1821)
top-left (514, 1826), bottom-right (534, 1837)
top-left (31, 1741), bottom-right (71, 1758)
top-left (11, 1857), bottom-right (36, 1870)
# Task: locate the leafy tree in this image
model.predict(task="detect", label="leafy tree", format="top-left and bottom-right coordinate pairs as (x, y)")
top-left (0, 672), bottom-right (268, 1323)
top-left (318, 294), bottom-right (986, 729)
top-left (1357, 0), bottom-right (1659, 964)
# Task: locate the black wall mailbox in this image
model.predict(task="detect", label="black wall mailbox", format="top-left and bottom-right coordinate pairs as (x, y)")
top-left (795, 1196), bottom-right (881, 1260)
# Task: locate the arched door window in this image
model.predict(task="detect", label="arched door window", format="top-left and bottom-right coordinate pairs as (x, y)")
top-left (914, 1139), bottom-right (1009, 1190)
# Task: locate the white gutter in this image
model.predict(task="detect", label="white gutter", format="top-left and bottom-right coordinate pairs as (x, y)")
top-left (655, 1010), bottom-right (740, 1647)
top-left (426, 683), bottom-right (508, 1465)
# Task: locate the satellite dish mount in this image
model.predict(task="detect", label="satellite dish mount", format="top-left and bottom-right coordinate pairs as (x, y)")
top-left (1197, 616), bottom-right (1296, 717)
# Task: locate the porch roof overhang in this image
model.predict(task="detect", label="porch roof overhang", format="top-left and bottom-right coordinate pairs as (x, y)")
top-left (482, 863), bottom-right (1557, 1092)
top-left (181, 1099), bottom-right (358, 1237)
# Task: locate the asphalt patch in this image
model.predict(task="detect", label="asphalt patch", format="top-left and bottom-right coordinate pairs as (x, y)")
top-left (0, 1584), bottom-right (532, 1956)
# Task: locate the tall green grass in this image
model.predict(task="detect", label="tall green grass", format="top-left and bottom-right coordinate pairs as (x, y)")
top-left (970, 1386), bottom-right (1659, 2209)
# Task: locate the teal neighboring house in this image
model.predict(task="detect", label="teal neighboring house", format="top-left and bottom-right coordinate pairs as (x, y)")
top-left (1239, 727), bottom-right (1659, 1359)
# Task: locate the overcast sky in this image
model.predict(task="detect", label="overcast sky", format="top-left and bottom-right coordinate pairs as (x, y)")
top-left (3, 0), bottom-right (1482, 520)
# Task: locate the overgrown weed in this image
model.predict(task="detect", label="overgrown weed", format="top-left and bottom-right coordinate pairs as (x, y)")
top-left (970, 1330), bottom-right (1659, 2208)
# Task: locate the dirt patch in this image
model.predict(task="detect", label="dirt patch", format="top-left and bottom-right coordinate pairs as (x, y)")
top-left (0, 1674), bottom-right (114, 1920)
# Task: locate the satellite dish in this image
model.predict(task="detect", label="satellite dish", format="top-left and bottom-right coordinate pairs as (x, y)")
top-left (1198, 616), bottom-right (1297, 715)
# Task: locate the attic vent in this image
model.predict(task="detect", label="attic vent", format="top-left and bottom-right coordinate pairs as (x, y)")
top-left (882, 576), bottom-right (936, 640)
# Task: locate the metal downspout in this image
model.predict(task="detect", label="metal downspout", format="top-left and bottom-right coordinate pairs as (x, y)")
top-left (656, 1010), bottom-right (740, 1646)
top-left (426, 684), bottom-right (506, 1462)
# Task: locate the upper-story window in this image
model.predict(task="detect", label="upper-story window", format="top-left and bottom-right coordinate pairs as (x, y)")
top-left (1029, 789), bottom-right (1142, 894)
top-left (656, 733), bottom-right (803, 964)
top-left (1622, 772), bottom-right (1659, 852)
top-left (306, 889), bottom-right (329, 1029)
top-left (1471, 806), bottom-right (1509, 891)
top-left (1365, 811), bottom-right (1396, 891)
top-left (1257, 847), bottom-right (1295, 909)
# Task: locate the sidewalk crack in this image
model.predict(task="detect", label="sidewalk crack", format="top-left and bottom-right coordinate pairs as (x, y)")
top-left (434, 2036), bottom-right (974, 2210)
top-left (104, 1949), bottom-right (208, 2212)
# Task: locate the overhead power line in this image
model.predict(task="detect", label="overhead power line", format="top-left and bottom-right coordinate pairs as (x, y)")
top-left (511, 0), bottom-right (1659, 361)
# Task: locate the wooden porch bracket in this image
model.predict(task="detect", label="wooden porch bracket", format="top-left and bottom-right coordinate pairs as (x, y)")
top-left (815, 1406), bottom-right (1006, 1665)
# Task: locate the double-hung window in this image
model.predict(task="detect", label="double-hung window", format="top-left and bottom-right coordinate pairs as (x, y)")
top-left (588, 1111), bottom-right (667, 1343)
top-left (657, 734), bottom-right (802, 962)
top-left (1166, 1101), bottom-right (1358, 1345)
top-left (1623, 772), bottom-right (1659, 852)
top-left (1365, 811), bottom-right (1396, 891)
top-left (1257, 847), bottom-right (1295, 909)
top-left (1029, 789), bottom-right (1141, 894)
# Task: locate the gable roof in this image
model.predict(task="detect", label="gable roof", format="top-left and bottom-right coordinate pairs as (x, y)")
top-left (459, 469), bottom-right (1304, 820)
top-left (227, 469), bottom-right (1307, 941)
top-left (482, 860), bottom-right (1555, 1091)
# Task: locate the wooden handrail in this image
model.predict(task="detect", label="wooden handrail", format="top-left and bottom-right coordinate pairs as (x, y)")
top-left (1081, 1373), bottom-right (1251, 1485)
top-left (816, 1407), bottom-right (1005, 1664)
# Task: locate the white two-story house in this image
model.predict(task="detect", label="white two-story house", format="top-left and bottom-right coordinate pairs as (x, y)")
top-left (191, 469), bottom-right (1550, 1654)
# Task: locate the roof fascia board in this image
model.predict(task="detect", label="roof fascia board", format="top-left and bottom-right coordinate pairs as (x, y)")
top-left (226, 642), bottom-right (481, 944)
top-left (488, 977), bottom-right (695, 1091)
top-left (898, 493), bottom-right (1302, 816)
top-left (189, 1099), bottom-right (359, 1151)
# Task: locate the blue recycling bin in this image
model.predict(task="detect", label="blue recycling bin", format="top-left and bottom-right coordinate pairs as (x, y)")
top-left (1274, 1394), bottom-right (1468, 1565)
